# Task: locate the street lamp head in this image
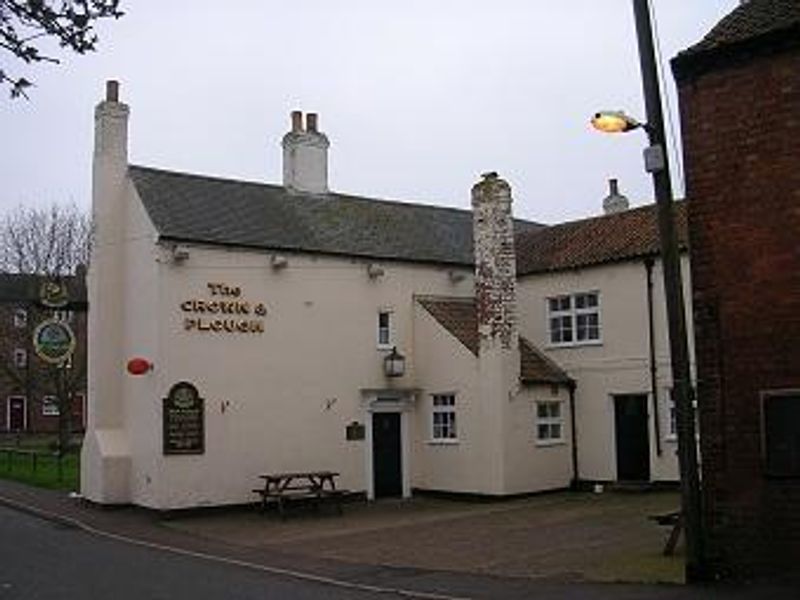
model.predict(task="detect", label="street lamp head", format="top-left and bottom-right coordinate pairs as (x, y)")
top-left (591, 110), bottom-right (642, 134)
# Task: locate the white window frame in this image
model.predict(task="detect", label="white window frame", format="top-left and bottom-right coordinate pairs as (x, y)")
top-left (431, 393), bottom-right (458, 443)
top-left (377, 309), bottom-right (393, 349)
top-left (13, 348), bottom-right (27, 369)
top-left (6, 396), bottom-right (27, 430)
top-left (547, 291), bottom-right (602, 347)
top-left (13, 308), bottom-right (27, 328)
top-left (536, 400), bottom-right (565, 445)
top-left (42, 395), bottom-right (60, 417)
top-left (665, 387), bottom-right (697, 442)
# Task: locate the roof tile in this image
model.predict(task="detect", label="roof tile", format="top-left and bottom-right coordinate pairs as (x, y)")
top-left (417, 296), bottom-right (571, 385)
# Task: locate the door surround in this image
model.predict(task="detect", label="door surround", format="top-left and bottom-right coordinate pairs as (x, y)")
top-left (361, 389), bottom-right (417, 500)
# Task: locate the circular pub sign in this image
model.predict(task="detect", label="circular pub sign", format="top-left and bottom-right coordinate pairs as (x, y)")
top-left (32, 319), bottom-right (76, 364)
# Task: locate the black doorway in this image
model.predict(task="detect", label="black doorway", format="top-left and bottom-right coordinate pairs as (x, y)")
top-left (614, 394), bottom-right (650, 481)
top-left (372, 412), bottom-right (402, 497)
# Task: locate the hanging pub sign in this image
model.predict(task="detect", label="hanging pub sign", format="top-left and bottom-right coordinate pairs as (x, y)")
top-left (163, 382), bottom-right (205, 455)
top-left (39, 279), bottom-right (70, 308)
top-left (32, 319), bottom-right (76, 364)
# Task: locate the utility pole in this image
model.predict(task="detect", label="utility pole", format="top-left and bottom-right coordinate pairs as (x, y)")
top-left (631, 0), bottom-right (706, 581)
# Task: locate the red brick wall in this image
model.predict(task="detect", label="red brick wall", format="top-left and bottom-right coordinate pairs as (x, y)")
top-left (678, 45), bottom-right (800, 577)
top-left (0, 302), bottom-right (87, 435)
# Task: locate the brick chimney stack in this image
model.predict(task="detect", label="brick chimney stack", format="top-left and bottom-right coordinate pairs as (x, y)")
top-left (471, 171), bottom-right (520, 495)
top-left (472, 172), bottom-right (518, 351)
top-left (282, 110), bottom-right (329, 194)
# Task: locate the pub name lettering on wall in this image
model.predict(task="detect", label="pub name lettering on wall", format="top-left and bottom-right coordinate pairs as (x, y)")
top-left (181, 283), bottom-right (266, 334)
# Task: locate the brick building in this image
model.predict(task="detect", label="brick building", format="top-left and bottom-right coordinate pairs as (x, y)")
top-left (0, 273), bottom-right (87, 435)
top-left (673, 0), bottom-right (800, 578)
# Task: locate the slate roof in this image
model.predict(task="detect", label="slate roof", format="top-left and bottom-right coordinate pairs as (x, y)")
top-left (130, 165), bottom-right (543, 267)
top-left (515, 201), bottom-right (687, 276)
top-left (0, 273), bottom-right (87, 305)
top-left (417, 296), bottom-right (572, 385)
top-left (673, 0), bottom-right (800, 76)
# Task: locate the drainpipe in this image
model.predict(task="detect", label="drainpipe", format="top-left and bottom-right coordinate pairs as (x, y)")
top-left (568, 380), bottom-right (580, 489)
top-left (645, 257), bottom-right (662, 457)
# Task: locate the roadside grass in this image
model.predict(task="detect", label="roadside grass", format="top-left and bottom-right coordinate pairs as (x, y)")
top-left (0, 434), bottom-right (81, 491)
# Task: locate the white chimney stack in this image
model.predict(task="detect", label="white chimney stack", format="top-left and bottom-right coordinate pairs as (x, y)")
top-left (602, 178), bottom-right (629, 215)
top-left (282, 110), bottom-right (329, 194)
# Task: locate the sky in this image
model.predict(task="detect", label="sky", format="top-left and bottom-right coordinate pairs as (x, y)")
top-left (1, 1), bottom-right (740, 225)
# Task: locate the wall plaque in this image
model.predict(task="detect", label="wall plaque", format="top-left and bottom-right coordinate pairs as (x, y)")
top-left (346, 421), bottom-right (365, 441)
top-left (163, 382), bottom-right (205, 455)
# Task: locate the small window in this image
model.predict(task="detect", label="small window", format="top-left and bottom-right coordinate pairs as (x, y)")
top-left (13, 309), bottom-right (27, 328)
top-left (13, 349), bottom-right (27, 368)
top-left (377, 311), bottom-right (392, 347)
top-left (666, 388), bottom-right (698, 440)
top-left (548, 292), bottom-right (601, 346)
top-left (432, 394), bottom-right (457, 440)
top-left (762, 391), bottom-right (800, 478)
top-left (536, 400), bottom-right (564, 443)
top-left (42, 396), bottom-right (60, 417)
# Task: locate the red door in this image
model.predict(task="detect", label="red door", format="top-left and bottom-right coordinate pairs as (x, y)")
top-left (7, 397), bottom-right (26, 431)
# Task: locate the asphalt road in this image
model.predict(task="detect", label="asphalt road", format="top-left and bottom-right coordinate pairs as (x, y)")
top-left (0, 505), bottom-right (407, 600)
top-left (1, 503), bottom-right (797, 600)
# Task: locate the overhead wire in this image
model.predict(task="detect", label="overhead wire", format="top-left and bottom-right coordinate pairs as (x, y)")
top-left (647, 0), bottom-right (686, 197)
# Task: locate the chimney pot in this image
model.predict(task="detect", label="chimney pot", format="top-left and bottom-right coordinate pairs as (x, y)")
top-left (106, 80), bottom-right (119, 103)
top-left (306, 113), bottom-right (318, 133)
top-left (291, 110), bottom-right (303, 133)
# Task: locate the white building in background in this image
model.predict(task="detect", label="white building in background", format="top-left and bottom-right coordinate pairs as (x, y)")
top-left (82, 82), bottom-right (690, 509)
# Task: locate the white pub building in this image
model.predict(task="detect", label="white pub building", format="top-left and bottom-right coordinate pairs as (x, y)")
top-left (83, 82), bottom-right (691, 509)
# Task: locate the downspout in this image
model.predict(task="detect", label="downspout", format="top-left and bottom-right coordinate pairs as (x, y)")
top-left (645, 257), bottom-right (662, 456)
top-left (568, 380), bottom-right (580, 489)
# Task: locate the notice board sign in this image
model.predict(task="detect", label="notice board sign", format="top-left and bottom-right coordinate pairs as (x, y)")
top-left (163, 382), bottom-right (205, 455)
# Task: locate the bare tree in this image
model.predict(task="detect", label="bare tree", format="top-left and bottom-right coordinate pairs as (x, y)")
top-left (0, 0), bottom-right (123, 98)
top-left (0, 202), bottom-right (91, 275)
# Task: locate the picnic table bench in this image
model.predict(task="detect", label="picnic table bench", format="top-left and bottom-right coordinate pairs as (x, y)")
top-left (253, 470), bottom-right (346, 517)
top-left (649, 509), bottom-right (683, 556)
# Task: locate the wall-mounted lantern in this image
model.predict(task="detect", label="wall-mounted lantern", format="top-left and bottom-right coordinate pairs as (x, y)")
top-left (383, 346), bottom-right (405, 378)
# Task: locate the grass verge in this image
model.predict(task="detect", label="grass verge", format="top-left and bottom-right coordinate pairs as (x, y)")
top-left (0, 449), bottom-right (79, 491)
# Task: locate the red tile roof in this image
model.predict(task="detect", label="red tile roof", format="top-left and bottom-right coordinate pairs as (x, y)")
top-left (515, 201), bottom-right (687, 276)
top-left (417, 296), bottom-right (572, 385)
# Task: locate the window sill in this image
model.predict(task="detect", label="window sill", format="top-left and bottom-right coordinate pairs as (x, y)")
top-left (377, 344), bottom-right (394, 351)
top-left (535, 439), bottom-right (566, 447)
top-left (427, 439), bottom-right (459, 446)
top-left (546, 340), bottom-right (603, 350)
top-left (664, 435), bottom-right (677, 443)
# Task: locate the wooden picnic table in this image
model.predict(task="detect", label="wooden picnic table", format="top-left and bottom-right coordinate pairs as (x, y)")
top-left (649, 509), bottom-right (683, 556)
top-left (253, 470), bottom-right (345, 517)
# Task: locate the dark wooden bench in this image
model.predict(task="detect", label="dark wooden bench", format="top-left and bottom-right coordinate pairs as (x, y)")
top-left (649, 510), bottom-right (683, 556)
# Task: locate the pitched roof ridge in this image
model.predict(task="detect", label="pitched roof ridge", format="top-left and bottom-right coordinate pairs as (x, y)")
top-left (129, 164), bottom-right (281, 191)
top-left (527, 199), bottom-right (686, 235)
top-left (130, 163), bottom-right (544, 225)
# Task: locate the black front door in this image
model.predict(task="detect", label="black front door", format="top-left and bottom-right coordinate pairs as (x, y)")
top-left (8, 397), bottom-right (25, 431)
top-left (614, 394), bottom-right (650, 481)
top-left (372, 412), bottom-right (402, 497)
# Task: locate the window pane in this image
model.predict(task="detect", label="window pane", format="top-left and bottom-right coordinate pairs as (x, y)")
top-left (764, 394), bottom-right (800, 477)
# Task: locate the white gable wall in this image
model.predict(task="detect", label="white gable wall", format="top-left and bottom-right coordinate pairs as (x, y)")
top-left (517, 257), bottom-right (693, 483)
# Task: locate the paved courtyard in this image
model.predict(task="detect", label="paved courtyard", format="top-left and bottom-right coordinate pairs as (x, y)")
top-left (165, 489), bottom-right (684, 584)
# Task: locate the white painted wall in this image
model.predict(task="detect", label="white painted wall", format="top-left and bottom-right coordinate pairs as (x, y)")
top-left (517, 257), bottom-right (694, 483)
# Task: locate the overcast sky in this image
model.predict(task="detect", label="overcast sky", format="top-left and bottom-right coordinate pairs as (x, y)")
top-left (1, 1), bottom-right (739, 225)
